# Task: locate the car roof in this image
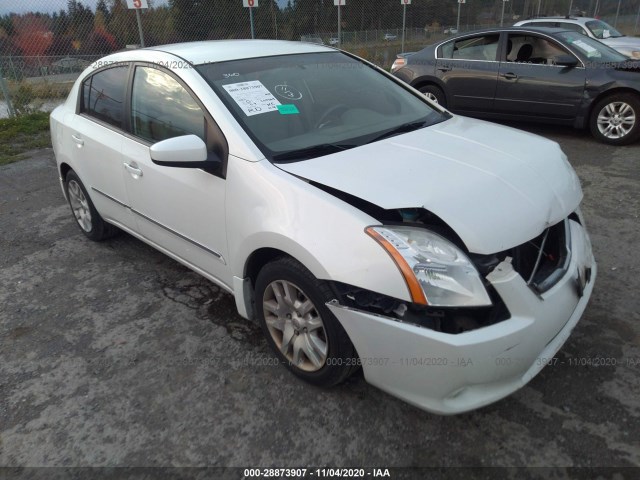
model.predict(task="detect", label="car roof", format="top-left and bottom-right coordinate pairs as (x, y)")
top-left (516, 16), bottom-right (597, 25)
top-left (144, 40), bottom-right (333, 65)
top-left (443, 26), bottom-right (573, 37)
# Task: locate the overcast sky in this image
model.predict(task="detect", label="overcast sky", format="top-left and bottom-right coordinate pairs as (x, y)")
top-left (0, 0), bottom-right (170, 16)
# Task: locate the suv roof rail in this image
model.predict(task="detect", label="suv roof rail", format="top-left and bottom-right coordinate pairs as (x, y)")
top-left (526, 15), bottom-right (581, 20)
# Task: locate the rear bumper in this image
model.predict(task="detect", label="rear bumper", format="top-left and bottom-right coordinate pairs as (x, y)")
top-left (328, 220), bottom-right (596, 415)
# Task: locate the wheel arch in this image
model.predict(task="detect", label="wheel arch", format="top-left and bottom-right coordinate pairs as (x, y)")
top-left (244, 247), bottom-right (298, 286)
top-left (232, 239), bottom-right (334, 321)
top-left (60, 162), bottom-right (72, 180)
top-left (411, 77), bottom-right (448, 103)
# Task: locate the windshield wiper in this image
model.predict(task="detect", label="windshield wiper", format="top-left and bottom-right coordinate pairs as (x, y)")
top-left (271, 143), bottom-right (356, 162)
top-left (367, 120), bottom-right (428, 144)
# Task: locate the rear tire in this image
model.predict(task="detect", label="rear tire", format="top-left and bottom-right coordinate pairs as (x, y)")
top-left (589, 93), bottom-right (640, 145)
top-left (419, 85), bottom-right (447, 108)
top-left (255, 257), bottom-right (358, 387)
top-left (65, 170), bottom-right (119, 241)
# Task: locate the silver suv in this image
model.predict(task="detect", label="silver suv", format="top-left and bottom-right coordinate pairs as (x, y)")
top-left (514, 16), bottom-right (640, 59)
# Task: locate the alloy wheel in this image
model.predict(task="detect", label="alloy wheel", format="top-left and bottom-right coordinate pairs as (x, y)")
top-left (423, 92), bottom-right (439, 104)
top-left (262, 279), bottom-right (328, 372)
top-left (67, 180), bottom-right (92, 232)
top-left (597, 101), bottom-right (636, 140)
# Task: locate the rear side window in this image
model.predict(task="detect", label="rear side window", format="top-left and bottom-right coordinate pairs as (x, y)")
top-left (442, 34), bottom-right (500, 61)
top-left (130, 66), bottom-right (205, 143)
top-left (81, 66), bottom-right (128, 128)
top-left (438, 41), bottom-right (454, 58)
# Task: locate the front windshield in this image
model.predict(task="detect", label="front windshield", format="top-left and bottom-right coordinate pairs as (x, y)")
top-left (557, 32), bottom-right (628, 62)
top-left (585, 20), bottom-right (623, 39)
top-left (197, 52), bottom-right (446, 162)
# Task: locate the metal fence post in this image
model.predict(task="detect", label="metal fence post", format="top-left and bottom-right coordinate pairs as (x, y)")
top-left (613, 0), bottom-right (621, 28)
top-left (9, 57), bottom-right (17, 81)
top-left (0, 65), bottom-right (16, 118)
top-left (136, 8), bottom-right (146, 47)
top-left (401, 3), bottom-right (406, 53)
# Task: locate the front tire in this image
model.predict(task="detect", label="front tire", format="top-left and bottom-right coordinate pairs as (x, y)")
top-left (65, 170), bottom-right (119, 241)
top-left (589, 93), bottom-right (640, 145)
top-left (255, 257), bottom-right (358, 387)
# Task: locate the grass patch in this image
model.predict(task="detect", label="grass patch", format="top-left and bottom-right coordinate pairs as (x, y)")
top-left (0, 112), bottom-right (52, 166)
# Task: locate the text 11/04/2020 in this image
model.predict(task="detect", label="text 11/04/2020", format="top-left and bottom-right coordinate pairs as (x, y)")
top-left (243, 468), bottom-right (391, 477)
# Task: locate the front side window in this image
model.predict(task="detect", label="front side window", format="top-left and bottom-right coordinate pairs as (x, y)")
top-left (81, 65), bottom-right (128, 128)
top-left (197, 52), bottom-right (446, 162)
top-left (131, 66), bottom-right (206, 143)
top-left (506, 34), bottom-right (570, 64)
top-left (446, 34), bottom-right (500, 61)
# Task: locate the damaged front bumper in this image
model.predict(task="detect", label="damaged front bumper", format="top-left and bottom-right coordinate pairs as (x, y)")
top-left (328, 220), bottom-right (596, 415)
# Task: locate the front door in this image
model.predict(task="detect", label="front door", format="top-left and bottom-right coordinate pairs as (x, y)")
top-left (121, 65), bottom-right (231, 287)
top-left (494, 33), bottom-right (586, 120)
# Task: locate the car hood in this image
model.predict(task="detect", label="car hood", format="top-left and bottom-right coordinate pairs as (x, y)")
top-left (602, 36), bottom-right (640, 49)
top-left (277, 116), bottom-right (583, 255)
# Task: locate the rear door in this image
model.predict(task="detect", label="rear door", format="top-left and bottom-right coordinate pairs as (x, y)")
top-left (69, 65), bottom-right (136, 230)
top-left (494, 33), bottom-right (586, 120)
top-left (435, 32), bottom-right (501, 112)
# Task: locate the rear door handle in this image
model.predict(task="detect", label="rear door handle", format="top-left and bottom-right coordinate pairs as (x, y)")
top-left (123, 162), bottom-right (143, 178)
top-left (71, 134), bottom-right (84, 146)
top-left (437, 66), bottom-right (452, 72)
top-left (501, 72), bottom-right (518, 80)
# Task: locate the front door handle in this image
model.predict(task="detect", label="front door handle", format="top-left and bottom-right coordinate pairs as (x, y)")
top-left (501, 72), bottom-right (518, 80)
top-left (124, 162), bottom-right (143, 178)
top-left (437, 66), bottom-right (452, 72)
top-left (71, 134), bottom-right (84, 146)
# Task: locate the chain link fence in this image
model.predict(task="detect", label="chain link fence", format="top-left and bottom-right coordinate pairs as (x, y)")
top-left (1, 0), bottom-right (640, 116)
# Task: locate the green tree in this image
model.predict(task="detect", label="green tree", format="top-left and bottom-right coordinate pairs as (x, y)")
top-left (97, 0), bottom-right (111, 24)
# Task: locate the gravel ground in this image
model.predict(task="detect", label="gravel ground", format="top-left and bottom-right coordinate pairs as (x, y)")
top-left (0, 123), bottom-right (639, 476)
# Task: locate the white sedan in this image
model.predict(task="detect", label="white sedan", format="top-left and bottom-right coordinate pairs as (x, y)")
top-left (50, 40), bottom-right (596, 414)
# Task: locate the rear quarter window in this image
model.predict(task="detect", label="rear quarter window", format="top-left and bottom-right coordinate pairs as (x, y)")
top-left (81, 65), bottom-right (128, 128)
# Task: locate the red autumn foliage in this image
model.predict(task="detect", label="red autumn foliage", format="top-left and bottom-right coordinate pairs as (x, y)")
top-left (12, 14), bottom-right (53, 57)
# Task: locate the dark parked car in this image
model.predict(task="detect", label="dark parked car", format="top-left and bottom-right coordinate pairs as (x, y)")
top-left (393, 27), bottom-right (640, 145)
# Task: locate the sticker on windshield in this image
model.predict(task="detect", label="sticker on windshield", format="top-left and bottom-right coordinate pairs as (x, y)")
top-left (222, 80), bottom-right (281, 116)
top-left (275, 85), bottom-right (303, 100)
top-left (277, 104), bottom-right (299, 115)
top-left (572, 39), bottom-right (599, 57)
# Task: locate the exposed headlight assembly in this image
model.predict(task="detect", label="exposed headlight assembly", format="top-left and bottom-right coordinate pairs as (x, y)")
top-left (366, 226), bottom-right (492, 307)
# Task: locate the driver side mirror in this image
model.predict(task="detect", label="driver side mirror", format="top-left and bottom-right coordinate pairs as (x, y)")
top-left (150, 134), bottom-right (221, 173)
top-left (552, 54), bottom-right (579, 67)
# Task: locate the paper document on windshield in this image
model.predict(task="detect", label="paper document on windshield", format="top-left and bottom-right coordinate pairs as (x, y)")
top-left (223, 80), bottom-right (281, 116)
top-left (573, 39), bottom-right (599, 57)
